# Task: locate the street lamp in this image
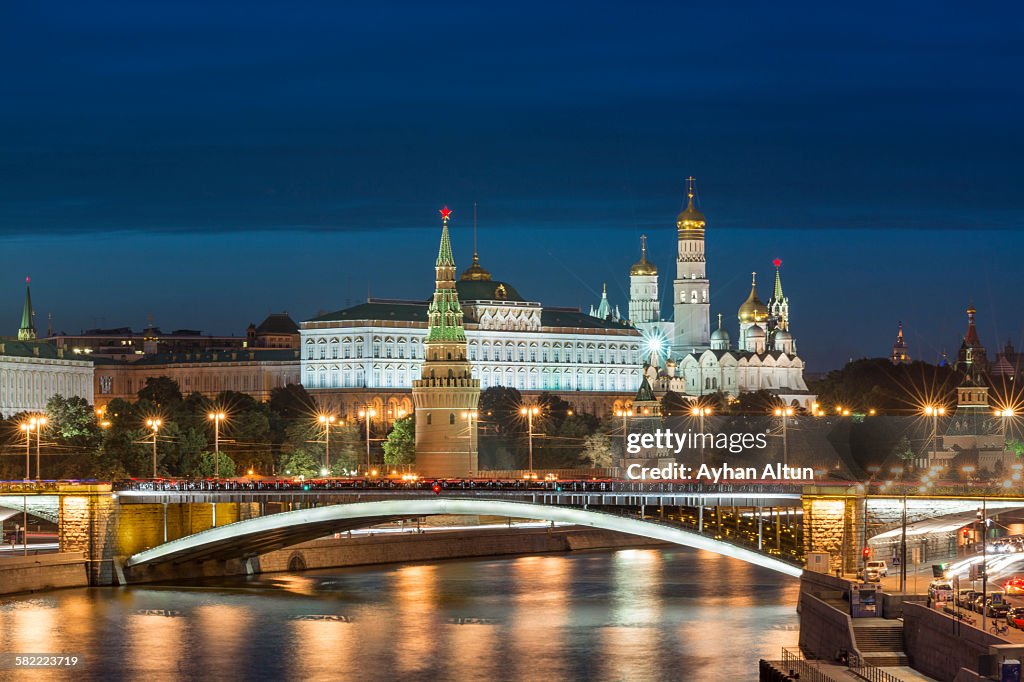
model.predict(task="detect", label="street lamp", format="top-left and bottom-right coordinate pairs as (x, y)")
top-left (519, 405), bottom-right (541, 474)
top-left (31, 416), bottom-right (47, 480)
top-left (923, 405), bottom-right (946, 468)
top-left (318, 414), bottom-right (337, 475)
top-left (463, 410), bottom-right (478, 476)
top-left (614, 407), bottom-right (633, 465)
top-left (774, 406), bottom-right (794, 467)
top-left (19, 423), bottom-right (31, 482)
top-left (207, 412), bottom-right (227, 479)
top-left (690, 404), bottom-right (712, 532)
top-left (358, 407), bottom-right (377, 473)
top-left (996, 409), bottom-right (1015, 466)
top-left (146, 418), bottom-right (162, 479)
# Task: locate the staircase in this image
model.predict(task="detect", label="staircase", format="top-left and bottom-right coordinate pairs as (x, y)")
top-left (853, 621), bottom-right (909, 667)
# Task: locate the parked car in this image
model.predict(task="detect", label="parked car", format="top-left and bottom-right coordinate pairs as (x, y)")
top-left (1006, 607), bottom-right (1024, 629)
top-left (957, 589), bottom-right (980, 609)
top-left (866, 560), bottom-right (888, 577)
top-left (973, 595), bottom-right (988, 613)
top-left (928, 580), bottom-right (953, 603)
top-left (984, 598), bottom-right (1010, 619)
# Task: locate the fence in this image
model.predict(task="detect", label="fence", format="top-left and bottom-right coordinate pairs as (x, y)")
top-left (776, 648), bottom-right (844, 682)
top-left (848, 653), bottom-right (904, 682)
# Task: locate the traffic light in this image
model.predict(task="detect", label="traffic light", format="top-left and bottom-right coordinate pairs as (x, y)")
top-left (862, 547), bottom-right (871, 559)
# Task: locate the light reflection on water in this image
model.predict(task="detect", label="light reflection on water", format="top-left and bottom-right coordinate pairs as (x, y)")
top-left (0, 548), bottom-right (799, 681)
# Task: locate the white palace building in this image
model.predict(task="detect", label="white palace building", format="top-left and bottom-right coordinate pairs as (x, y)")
top-left (301, 181), bottom-right (813, 424)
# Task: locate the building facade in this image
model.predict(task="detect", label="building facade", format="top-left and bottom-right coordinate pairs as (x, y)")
top-left (92, 349), bottom-right (301, 406)
top-left (0, 340), bottom-right (95, 417)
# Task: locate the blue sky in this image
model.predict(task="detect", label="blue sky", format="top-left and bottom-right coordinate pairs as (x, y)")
top-left (1, 1), bottom-right (1022, 370)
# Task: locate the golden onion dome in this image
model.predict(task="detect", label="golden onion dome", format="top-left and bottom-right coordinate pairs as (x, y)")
top-left (630, 235), bottom-right (658, 276)
top-left (738, 273), bottom-right (769, 324)
top-left (676, 178), bottom-right (706, 238)
top-left (460, 252), bottom-right (492, 281)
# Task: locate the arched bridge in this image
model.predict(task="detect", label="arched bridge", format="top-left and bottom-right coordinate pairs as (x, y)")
top-left (125, 498), bottom-right (804, 578)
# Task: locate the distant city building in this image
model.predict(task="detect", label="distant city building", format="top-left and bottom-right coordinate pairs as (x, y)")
top-left (991, 341), bottom-right (1022, 382)
top-left (48, 314), bottom-right (288, 361)
top-left (891, 321), bottom-right (910, 364)
top-left (92, 349), bottom-right (300, 406)
top-left (588, 283), bottom-right (621, 323)
top-left (2, 282), bottom-right (93, 417)
top-left (246, 313), bottom-right (300, 349)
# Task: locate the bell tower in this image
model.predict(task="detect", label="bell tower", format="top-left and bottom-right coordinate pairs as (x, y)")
top-left (412, 207), bottom-right (481, 477)
top-left (672, 177), bottom-right (711, 355)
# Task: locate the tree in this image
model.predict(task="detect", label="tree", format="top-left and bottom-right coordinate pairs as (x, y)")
top-left (45, 395), bottom-right (99, 443)
top-left (382, 417), bottom-right (415, 466)
top-left (580, 433), bottom-right (617, 468)
top-left (190, 451), bottom-right (237, 478)
top-left (279, 448), bottom-right (320, 478)
top-left (137, 377), bottom-right (183, 407)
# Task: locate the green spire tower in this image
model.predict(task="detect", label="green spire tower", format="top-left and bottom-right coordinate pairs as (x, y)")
top-left (18, 276), bottom-right (36, 340)
top-left (412, 207), bottom-right (481, 477)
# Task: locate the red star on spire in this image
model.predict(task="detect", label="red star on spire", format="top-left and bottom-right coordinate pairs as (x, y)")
top-left (25, 276), bottom-right (30, 284)
top-left (772, 258), bottom-right (782, 268)
top-left (440, 206), bottom-right (452, 221)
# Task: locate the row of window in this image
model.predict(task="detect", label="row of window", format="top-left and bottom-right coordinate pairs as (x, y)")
top-left (304, 336), bottom-right (639, 364)
top-left (305, 366), bottom-right (637, 392)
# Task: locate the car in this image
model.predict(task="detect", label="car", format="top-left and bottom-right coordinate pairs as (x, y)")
top-left (864, 568), bottom-right (882, 583)
top-left (928, 580), bottom-right (954, 604)
top-left (973, 595), bottom-right (988, 613)
top-left (866, 560), bottom-right (888, 577)
top-left (957, 589), bottom-right (980, 608)
top-left (1004, 577), bottom-right (1024, 594)
top-left (1007, 607), bottom-right (1024, 629)
top-left (985, 598), bottom-right (1010, 619)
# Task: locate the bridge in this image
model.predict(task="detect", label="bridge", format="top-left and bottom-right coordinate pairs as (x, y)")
top-left (4, 479), bottom-right (1023, 585)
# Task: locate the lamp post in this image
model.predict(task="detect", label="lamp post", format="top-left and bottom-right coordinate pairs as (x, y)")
top-left (690, 405), bottom-right (712, 533)
top-left (774, 406), bottom-right (794, 467)
top-left (463, 410), bottom-right (478, 477)
top-left (358, 407), bottom-right (377, 473)
top-left (996, 409), bottom-right (1015, 468)
top-left (19, 423), bottom-right (30, 556)
top-left (33, 416), bottom-right (47, 480)
top-left (923, 405), bottom-right (946, 468)
top-left (318, 414), bottom-right (336, 475)
top-left (208, 412), bottom-right (226, 479)
top-left (614, 408), bottom-right (633, 471)
top-left (519, 405), bottom-right (540, 475)
top-left (20, 423), bottom-right (31, 482)
top-left (146, 418), bottom-right (162, 479)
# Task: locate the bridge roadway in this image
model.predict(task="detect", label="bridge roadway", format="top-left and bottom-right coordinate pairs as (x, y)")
top-left (112, 480), bottom-right (806, 509)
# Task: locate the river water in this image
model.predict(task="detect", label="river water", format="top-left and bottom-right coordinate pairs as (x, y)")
top-left (0, 548), bottom-right (799, 681)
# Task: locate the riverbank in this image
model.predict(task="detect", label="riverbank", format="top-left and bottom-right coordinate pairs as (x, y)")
top-left (0, 551), bottom-right (89, 595)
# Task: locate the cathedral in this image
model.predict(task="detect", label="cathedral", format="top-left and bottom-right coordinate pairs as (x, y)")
top-left (592, 178), bottom-right (814, 409)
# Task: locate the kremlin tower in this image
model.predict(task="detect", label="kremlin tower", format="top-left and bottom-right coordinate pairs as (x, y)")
top-left (411, 207), bottom-right (481, 477)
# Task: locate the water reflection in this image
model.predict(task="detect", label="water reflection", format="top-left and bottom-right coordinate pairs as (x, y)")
top-left (0, 548), bottom-right (800, 681)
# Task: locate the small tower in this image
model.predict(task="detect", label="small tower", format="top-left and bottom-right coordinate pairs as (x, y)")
top-left (956, 304), bottom-right (988, 374)
top-left (766, 258), bottom-right (790, 333)
top-left (629, 235), bottom-right (660, 324)
top-left (738, 272), bottom-right (768, 354)
top-left (672, 177), bottom-right (711, 355)
top-left (891, 322), bottom-right (910, 364)
top-left (18, 276), bottom-right (36, 341)
top-left (623, 375), bottom-right (672, 467)
top-left (412, 207), bottom-right (481, 477)
top-left (590, 283), bottom-right (619, 321)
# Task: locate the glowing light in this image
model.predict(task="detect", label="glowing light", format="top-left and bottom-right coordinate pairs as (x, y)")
top-left (773, 258), bottom-right (782, 268)
top-left (440, 206), bottom-right (452, 220)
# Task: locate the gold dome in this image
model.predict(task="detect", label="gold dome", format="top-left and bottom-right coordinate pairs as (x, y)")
top-left (676, 177), bottom-right (706, 237)
top-left (630, 235), bottom-right (658, 276)
top-left (460, 252), bottom-right (492, 281)
top-left (738, 273), bottom-right (768, 324)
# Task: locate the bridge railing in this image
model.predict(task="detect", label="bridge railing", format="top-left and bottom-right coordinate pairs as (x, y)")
top-left (110, 478), bottom-right (808, 495)
top-left (0, 480), bottom-right (97, 493)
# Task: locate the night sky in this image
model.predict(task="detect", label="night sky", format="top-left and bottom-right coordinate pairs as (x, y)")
top-left (1, 2), bottom-right (1022, 371)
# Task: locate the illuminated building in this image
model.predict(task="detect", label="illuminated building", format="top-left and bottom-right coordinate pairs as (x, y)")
top-left (891, 321), bottom-right (910, 364)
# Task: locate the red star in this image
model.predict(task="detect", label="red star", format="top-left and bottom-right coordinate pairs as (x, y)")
top-left (772, 258), bottom-right (782, 268)
top-left (440, 206), bottom-right (452, 221)
top-left (25, 276), bottom-right (30, 284)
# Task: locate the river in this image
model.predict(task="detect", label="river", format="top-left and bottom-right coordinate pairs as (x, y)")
top-left (0, 547), bottom-right (799, 681)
